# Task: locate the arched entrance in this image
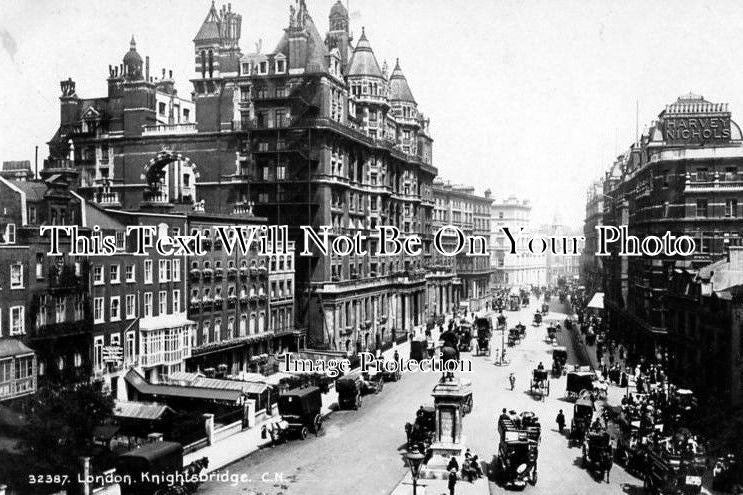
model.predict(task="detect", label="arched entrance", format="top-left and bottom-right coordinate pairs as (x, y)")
top-left (141, 150), bottom-right (200, 203)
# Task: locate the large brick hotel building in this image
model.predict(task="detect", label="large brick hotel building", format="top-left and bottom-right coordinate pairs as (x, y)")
top-left (38, 0), bottom-right (458, 361)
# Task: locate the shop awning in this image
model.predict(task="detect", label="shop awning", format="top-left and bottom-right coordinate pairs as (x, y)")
top-left (113, 400), bottom-right (174, 421)
top-left (125, 369), bottom-right (242, 403)
top-left (160, 371), bottom-right (270, 395)
top-left (0, 339), bottom-right (35, 359)
top-left (587, 292), bottom-right (604, 310)
top-left (233, 371), bottom-right (294, 387)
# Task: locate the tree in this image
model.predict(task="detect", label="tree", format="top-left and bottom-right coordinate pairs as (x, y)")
top-left (0, 381), bottom-right (114, 494)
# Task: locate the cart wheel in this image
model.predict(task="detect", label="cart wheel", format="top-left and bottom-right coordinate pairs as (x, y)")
top-left (300, 427), bottom-right (309, 440)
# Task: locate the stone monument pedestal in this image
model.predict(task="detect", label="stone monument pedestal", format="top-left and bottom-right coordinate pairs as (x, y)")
top-left (421, 376), bottom-right (469, 480)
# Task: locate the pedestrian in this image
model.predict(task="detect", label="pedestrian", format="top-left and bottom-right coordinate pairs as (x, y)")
top-left (509, 372), bottom-right (516, 391)
top-left (556, 409), bottom-right (566, 434)
top-left (603, 450), bottom-right (613, 483)
top-left (448, 468), bottom-right (458, 495)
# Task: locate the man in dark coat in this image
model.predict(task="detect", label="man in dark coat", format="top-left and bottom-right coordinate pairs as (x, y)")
top-left (448, 468), bottom-right (458, 495)
top-left (556, 409), bottom-right (566, 434)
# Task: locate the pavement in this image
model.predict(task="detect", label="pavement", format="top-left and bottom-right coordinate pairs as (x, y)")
top-left (186, 340), bottom-right (410, 474)
top-left (390, 471), bottom-right (488, 495)
top-left (194, 296), bottom-right (715, 495)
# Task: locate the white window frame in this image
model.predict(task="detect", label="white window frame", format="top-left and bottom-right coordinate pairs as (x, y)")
top-left (125, 264), bottom-right (136, 282)
top-left (125, 331), bottom-right (136, 364)
top-left (173, 289), bottom-right (181, 314)
top-left (144, 292), bottom-right (153, 317)
top-left (94, 336), bottom-right (104, 371)
top-left (125, 294), bottom-right (136, 319)
top-left (144, 260), bottom-right (153, 284)
top-left (159, 290), bottom-right (167, 315)
top-left (110, 296), bottom-right (121, 321)
top-left (93, 265), bottom-right (104, 285)
top-left (172, 259), bottom-right (181, 282)
top-left (10, 306), bottom-right (24, 335)
top-left (158, 260), bottom-right (169, 283)
top-left (5, 223), bottom-right (16, 244)
top-left (110, 264), bottom-right (120, 284)
top-left (55, 296), bottom-right (66, 323)
top-left (93, 297), bottom-right (104, 323)
top-left (10, 263), bottom-right (23, 289)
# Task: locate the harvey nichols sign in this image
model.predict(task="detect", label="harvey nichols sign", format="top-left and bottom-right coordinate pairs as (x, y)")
top-left (664, 115), bottom-right (731, 145)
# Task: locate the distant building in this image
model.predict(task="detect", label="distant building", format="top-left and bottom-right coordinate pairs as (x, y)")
top-left (432, 179), bottom-right (492, 311)
top-left (0, 161), bottom-right (34, 181)
top-left (582, 180), bottom-right (604, 295)
top-left (540, 212), bottom-right (581, 286)
top-left (490, 196), bottom-right (546, 288)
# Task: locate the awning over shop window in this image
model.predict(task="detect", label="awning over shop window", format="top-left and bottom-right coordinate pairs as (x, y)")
top-left (113, 400), bottom-right (174, 421)
top-left (125, 369), bottom-right (242, 403)
top-left (587, 292), bottom-right (604, 310)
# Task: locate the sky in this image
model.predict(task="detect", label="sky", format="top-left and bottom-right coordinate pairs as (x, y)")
top-left (2, 0), bottom-right (743, 226)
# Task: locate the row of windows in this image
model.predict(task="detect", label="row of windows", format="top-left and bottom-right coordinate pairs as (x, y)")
top-left (198, 311), bottom-right (266, 345)
top-left (241, 57), bottom-right (285, 77)
top-left (695, 199), bottom-right (739, 218)
top-left (93, 290), bottom-right (181, 323)
top-left (93, 259), bottom-right (182, 285)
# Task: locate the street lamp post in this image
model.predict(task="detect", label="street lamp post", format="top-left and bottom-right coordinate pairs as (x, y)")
top-left (406, 446), bottom-right (425, 495)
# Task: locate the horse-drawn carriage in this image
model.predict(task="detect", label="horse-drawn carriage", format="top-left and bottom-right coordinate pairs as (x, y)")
top-left (582, 430), bottom-right (613, 478)
top-left (613, 414), bottom-right (646, 475)
top-left (474, 316), bottom-right (492, 356)
top-left (496, 313), bottom-right (507, 329)
top-left (533, 312), bottom-right (542, 326)
top-left (494, 416), bottom-right (539, 488)
top-left (405, 405), bottom-right (436, 452)
top-left (530, 368), bottom-right (550, 398)
top-left (566, 371), bottom-right (596, 400)
top-left (569, 398), bottom-right (594, 447)
top-left (439, 329), bottom-right (460, 358)
top-left (521, 411), bottom-right (542, 443)
top-left (457, 321), bottom-right (473, 352)
top-left (643, 443), bottom-right (706, 495)
top-left (547, 325), bottom-right (557, 342)
top-left (116, 441), bottom-right (209, 495)
top-left (508, 327), bottom-right (521, 346)
top-left (277, 386), bottom-right (324, 440)
top-left (509, 295), bottom-right (521, 311)
top-left (551, 347), bottom-right (568, 377)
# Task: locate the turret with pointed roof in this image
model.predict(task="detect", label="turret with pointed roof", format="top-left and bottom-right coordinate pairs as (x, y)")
top-left (389, 59), bottom-right (416, 104)
top-left (348, 28), bottom-right (384, 79)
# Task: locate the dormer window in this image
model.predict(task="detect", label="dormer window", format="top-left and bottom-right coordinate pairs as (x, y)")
top-left (275, 59), bottom-right (286, 74)
top-left (241, 63), bottom-right (251, 75)
top-left (259, 61), bottom-right (268, 75)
